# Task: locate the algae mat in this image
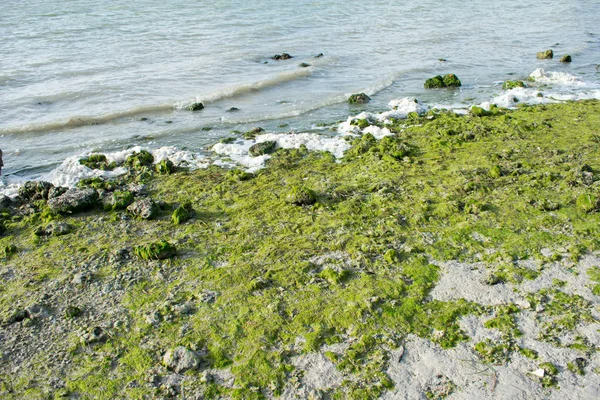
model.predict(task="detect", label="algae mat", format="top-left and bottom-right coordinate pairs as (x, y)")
top-left (1, 101), bottom-right (600, 399)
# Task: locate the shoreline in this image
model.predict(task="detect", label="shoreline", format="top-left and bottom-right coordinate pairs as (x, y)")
top-left (1, 100), bottom-right (600, 398)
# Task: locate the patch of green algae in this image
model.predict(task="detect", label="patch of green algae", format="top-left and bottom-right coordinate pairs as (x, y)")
top-left (2, 101), bottom-right (600, 398)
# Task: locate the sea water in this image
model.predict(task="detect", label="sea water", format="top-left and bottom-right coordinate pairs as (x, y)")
top-left (1, 0), bottom-right (600, 194)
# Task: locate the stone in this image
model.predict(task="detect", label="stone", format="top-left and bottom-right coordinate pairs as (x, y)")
top-left (315, 53), bottom-right (324, 58)
top-left (560, 55), bottom-right (572, 63)
top-left (272, 53), bottom-right (293, 60)
top-left (65, 306), bottom-right (83, 318)
top-left (299, 62), bottom-right (311, 68)
top-left (249, 141), bottom-right (277, 157)
top-left (442, 73), bottom-right (461, 87)
top-left (36, 222), bottom-right (72, 237)
top-left (18, 181), bottom-right (54, 202)
top-left (244, 127), bottom-right (265, 140)
top-left (503, 80), bottom-right (526, 90)
top-left (155, 159), bottom-right (175, 175)
top-left (103, 191), bottom-right (134, 211)
top-left (163, 346), bottom-right (200, 373)
top-left (226, 107), bottom-right (239, 112)
top-left (0, 195), bottom-right (11, 209)
top-left (47, 188), bottom-right (99, 213)
top-left (186, 102), bottom-right (204, 111)
top-left (537, 49), bottom-right (553, 59)
top-left (424, 75), bottom-right (445, 89)
top-left (79, 154), bottom-right (117, 170)
top-left (125, 150), bottom-right (154, 170)
top-left (127, 198), bottom-right (159, 219)
top-left (348, 93), bottom-right (371, 104)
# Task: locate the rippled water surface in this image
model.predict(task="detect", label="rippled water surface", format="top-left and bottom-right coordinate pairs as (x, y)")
top-left (1, 0), bottom-right (599, 184)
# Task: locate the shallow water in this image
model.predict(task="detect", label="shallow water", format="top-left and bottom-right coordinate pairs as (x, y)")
top-left (1, 0), bottom-right (600, 191)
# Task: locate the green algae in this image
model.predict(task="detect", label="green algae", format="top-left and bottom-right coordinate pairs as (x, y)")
top-left (3, 101), bottom-right (600, 398)
top-left (79, 154), bottom-right (118, 171)
top-left (134, 240), bottom-right (177, 260)
top-left (125, 150), bottom-right (154, 170)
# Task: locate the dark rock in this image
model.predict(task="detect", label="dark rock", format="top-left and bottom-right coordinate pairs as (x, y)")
top-left (18, 181), bottom-right (54, 202)
top-left (127, 183), bottom-right (148, 197)
top-left (272, 53), bottom-right (293, 60)
top-left (7, 309), bottom-right (30, 324)
top-left (424, 75), bottom-right (445, 89)
top-left (79, 154), bottom-right (117, 171)
top-left (134, 241), bottom-right (176, 260)
top-left (172, 202), bottom-right (193, 225)
top-left (155, 159), bottom-right (175, 175)
top-left (560, 55), bottom-right (572, 63)
top-left (35, 221), bottom-right (72, 237)
top-left (163, 347), bottom-right (200, 373)
top-left (226, 107), bottom-right (240, 112)
top-left (299, 62), bottom-right (311, 68)
top-left (503, 80), bottom-right (526, 90)
top-left (443, 74), bottom-right (461, 87)
top-left (0, 195), bottom-right (11, 209)
top-left (315, 53), bottom-right (324, 58)
top-left (103, 191), bottom-right (134, 211)
top-left (425, 74), bottom-right (461, 89)
top-left (48, 186), bottom-right (68, 199)
top-left (125, 150), bottom-right (154, 170)
top-left (286, 186), bottom-right (317, 206)
top-left (47, 188), bottom-right (99, 213)
top-left (537, 50), bottom-right (554, 59)
top-left (244, 127), bottom-right (265, 140)
top-left (80, 326), bottom-right (106, 344)
top-left (127, 198), bottom-right (159, 219)
top-left (186, 102), bottom-right (204, 111)
top-left (348, 93), bottom-right (371, 104)
top-left (65, 306), bottom-right (83, 318)
top-left (249, 141), bottom-right (277, 157)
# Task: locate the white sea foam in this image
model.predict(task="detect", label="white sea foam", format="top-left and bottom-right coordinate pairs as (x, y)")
top-left (337, 97), bottom-right (427, 135)
top-left (212, 133), bottom-right (352, 172)
top-left (529, 68), bottom-right (586, 87)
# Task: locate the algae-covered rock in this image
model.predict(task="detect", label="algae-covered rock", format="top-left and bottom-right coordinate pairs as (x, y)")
top-left (65, 306), bottom-right (83, 319)
top-left (135, 240), bottom-right (176, 260)
top-left (286, 186), bottom-right (317, 206)
top-left (47, 188), bottom-right (99, 214)
top-left (442, 73), bottom-right (461, 87)
top-left (560, 55), bottom-right (572, 63)
top-left (576, 193), bottom-right (599, 213)
top-left (244, 127), bottom-right (265, 140)
top-left (272, 53), bottom-right (293, 60)
top-left (19, 181), bottom-right (54, 202)
top-left (249, 141), bottom-right (277, 157)
top-left (424, 75), bottom-right (445, 89)
top-left (79, 154), bottom-right (117, 171)
top-left (35, 221), bottom-right (72, 237)
top-left (125, 150), bottom-right (154, 170)
top-left (384, 249), bottom-right (400, 264)
top-left (186, 102), bottom-right (204, 111)
top-left (470, 106), bottom-right (491, 117)
top-left (348, 93), bottom-right (371, 104)
top-left (127, 198), bottom-right (159, 219)
top-left (537, 50), bottom-right (554, 59)
top-left (103, 191), bottom-right (134, 211)
top-left (0, 195), bottom-right (11, 209)
top-left (172, 201), bottom-right (193, 225)
top-left (163, 346), bottom-right (200, 373)
top-left (489, 165), bottom-right (502, 179)
top-left (345, 133), bottom-right (377, 158)
top-left (503, 80), bottom-right (526, 90)
top-left (155, 159), bottom-right (175, 175)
